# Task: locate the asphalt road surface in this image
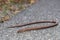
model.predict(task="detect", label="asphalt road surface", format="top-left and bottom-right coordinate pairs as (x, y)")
top-left (0, 0), bottom-right (60, 40)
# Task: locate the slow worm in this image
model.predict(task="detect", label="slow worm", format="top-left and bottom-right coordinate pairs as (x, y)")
top-left (8, 20), bottom-right (58, 33)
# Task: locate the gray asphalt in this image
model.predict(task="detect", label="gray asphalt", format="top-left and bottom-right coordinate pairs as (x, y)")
top-left (0, 0), bottom-right (60, 40)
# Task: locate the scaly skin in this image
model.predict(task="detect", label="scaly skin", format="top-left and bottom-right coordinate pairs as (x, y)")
top-left (8, 20), bottom-right (58, 33)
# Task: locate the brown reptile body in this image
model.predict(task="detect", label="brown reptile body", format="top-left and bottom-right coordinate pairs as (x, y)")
top-left (8, 20), bottom-right (58, 33)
